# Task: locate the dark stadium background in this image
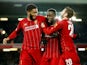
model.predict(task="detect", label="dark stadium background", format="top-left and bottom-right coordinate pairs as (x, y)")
top-left (0, 0), bottom-right (87, 65)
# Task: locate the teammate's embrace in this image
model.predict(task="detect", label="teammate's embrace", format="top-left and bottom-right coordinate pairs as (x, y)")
top-left (40, 8), bottom-right (61, 65)
top-left (41, 7), bottom-right (81, 65)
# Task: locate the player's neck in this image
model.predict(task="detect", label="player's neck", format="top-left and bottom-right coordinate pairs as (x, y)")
top-left (27, 16), bottom-right (32, 21)
top-left (27, 16), bottom-right (31, 21)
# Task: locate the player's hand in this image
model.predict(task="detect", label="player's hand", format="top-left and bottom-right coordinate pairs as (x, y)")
top-left (54, 22), bottom-right (58, 27)
top-left (41, 22), bottom-right (45, 28)
top-left (3, 37), bottom-right (9, 45)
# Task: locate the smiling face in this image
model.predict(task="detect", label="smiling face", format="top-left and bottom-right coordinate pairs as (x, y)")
top-left (47, 11), bottom-right (56, 23)
top-left (61, 7), bottom-right (74, 19)
top-left (27, 8), bottom-right (38, 21)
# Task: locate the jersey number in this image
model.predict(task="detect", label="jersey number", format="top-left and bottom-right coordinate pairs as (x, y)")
top-left (68, 24), bottom-right (74, 37)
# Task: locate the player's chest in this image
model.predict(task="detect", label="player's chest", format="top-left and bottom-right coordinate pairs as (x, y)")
top-left (22, 20), bottom-right (41, 32)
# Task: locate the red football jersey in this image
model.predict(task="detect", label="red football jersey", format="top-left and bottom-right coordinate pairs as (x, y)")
top-left (45, 37), bottom-right (60, 58)
top-left (43, 19), bottom-right (60, 58)
top-left (8, 16), bottom-right (46, 49)
top-left (43, 27), bottom-right (60, 58)
top-left (43, 19), bottom-right (77, 53)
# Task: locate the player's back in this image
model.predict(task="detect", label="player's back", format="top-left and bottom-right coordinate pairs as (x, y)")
top-left (59, 19), bottom-right (76, 52)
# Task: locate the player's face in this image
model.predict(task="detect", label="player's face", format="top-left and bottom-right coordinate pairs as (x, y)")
top-left (47, 11), bottom-right (55, 22)
top-left (27, 8), bottom-right (38, 20)
top-left (61, 8), bottom-right (67, 18)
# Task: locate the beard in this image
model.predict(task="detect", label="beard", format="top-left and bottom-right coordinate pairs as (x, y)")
top-left (30, 14), bottom-right (36, 21)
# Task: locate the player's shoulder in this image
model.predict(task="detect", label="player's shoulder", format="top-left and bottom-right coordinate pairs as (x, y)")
top-left (36, 15), bottom-right (46, 19)
top-left (61, 19), bottom-right (68, 24)
top-left (57, 20), bottom-right (63, 24)
top-left (19, 18), bottom-right (27, 23)
top-left (55, 20), bottom-right (64, 27)
top-left (36, 15), bottom-right (46, 23)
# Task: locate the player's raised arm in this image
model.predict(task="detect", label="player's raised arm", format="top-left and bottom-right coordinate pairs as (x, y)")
top-left (3, 21), bottom-right (22, 44)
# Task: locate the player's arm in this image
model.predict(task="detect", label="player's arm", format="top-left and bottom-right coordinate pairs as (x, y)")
top-left (71, 34), bottom-right (77, 39)
top-left (3, 21), bottom-right (22, 44)
top-left (71, 33), bottom-right (81, 40)
top-left (41, 21), bottom-right (63, 35)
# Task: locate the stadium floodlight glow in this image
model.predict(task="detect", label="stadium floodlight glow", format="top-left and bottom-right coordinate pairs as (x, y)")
top-left (0, 18), bottom-right (8, 21)
top-left (71, 16), bottom-right (76, 20)
top-left (78, 48), bottom-right (85, 51)
top-left (18, 18), bottom-right (24, 21)
top-left (3, 48), bottom-right (10, 52)
top-left (1, 30), bottom-right (6, 35)
top-left (71, 16), bottom-right (82, 22)
top-left (10, 48), bottom-right (18, 51)
top-left (3, 48), bottom-right (18, 52)
top-left (75, 19), bottom-right (82, 22)
top-left (72, 18), bottom-right (82, 22)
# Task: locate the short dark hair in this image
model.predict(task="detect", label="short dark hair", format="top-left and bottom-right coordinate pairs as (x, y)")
top-left (47, 8), bottom-right (57, 15)
top-left (26, 4), bottom-right (37, 11)
top-left (64, 7), bottom-right (74, 18)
